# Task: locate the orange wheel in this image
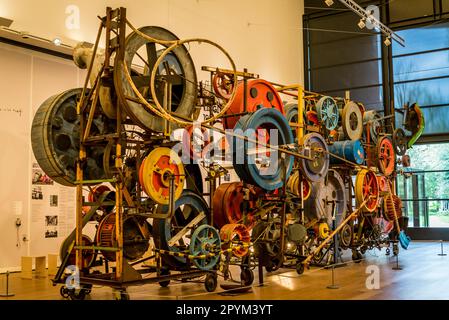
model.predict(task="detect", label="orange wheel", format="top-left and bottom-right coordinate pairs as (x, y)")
top-left (287, 171), bottom-right (311, 200)
top-left (212, 72), bottom-right (235, 100)
top-left (377, 137), bottom-right (395, 176)
top-left (223, 79), bottom-right (284, 129)
top-left (213, 183), bottom-right (233, 229)
top-left (220, 224), bottom-right (251, 258)
top-left (376, 175), bottom-right (390, 193)
top-left (87, 185), bottom-right (110, 202)
top-left (355, 169), bottom-right (379, 212)
top-left (383, 194), bottom-right (403, 221)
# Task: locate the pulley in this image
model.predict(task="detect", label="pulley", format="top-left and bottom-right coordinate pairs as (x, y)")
top-left (317, 222), bottom-right (330, 239)
top-left (286, 171), bottom-right (312, 200)
top-left (189, 225), bottom-right (221, 270)
top-left (383, 194), bottom-right (403, 222)
top-left (212, 182), bottom-right (259, 229)
top-left (96, 213), bottom-right (152, 262)
top-left (114, 26), bottom-right (199, 132)
top-left (315, 96), bottom-right (339, 131)
top-left (66, 235), bottom-right (96, 269)
top-left (31, 88), bottom-right (116, 186)
top-left (355, 169), bottom-right (379, 213)
top-left (220, 224), bottom-right (251, 258)
top-left (223, 79), bottom-right (285, 130)
top-left (231, 108), bottom-right (294, 190)
top-left (153, 190), bottom-right (209, 268)
top-left (376, 136), bottom-right (395, 176)
top-left (341, 101), bottom-right (363, 141)
top-left (304, 169), bottom-right (346, 227)
top-left (363, 110), bottom-right (381, 144)
top-left (212, 71), bottom-right (235, 100)
top-left (298, 133), bottom-right (329, 182)
top-left (393, 128), bottom-right (407, 156)
top-left (339, 223), bottom-right (353, 249)
top-left (284, 102), bottom-right (298, 138)
top-left (139, 147), bottom-right (185, 205)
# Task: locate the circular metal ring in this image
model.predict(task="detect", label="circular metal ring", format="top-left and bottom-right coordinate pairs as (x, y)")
top-left (316, 96), bottom-right (339, 131)
top-left (212, 72), bottom-right (235, 100)
top-left (113, 26), bottom-right (198, 131)
top-left (287, 171), bottom-right (312, 200)
top-left (220, 224), bottom-right (251, 258)
top-left (377, 136), bottom-right (395, 176)
top-left (298, 132), bottom-right (329, 182)
top-left (153, 190), bottom-right (209, 268)
top-left (140, 147), bottom-right (185, 205)
top-left (232, 108), bottom-right (294, 190)
top-left (341, 101), bottom-right (363, 141)
top-left (355, 169), bottom-right (379, 213)
top-left (189, 224), bottom-right (221, 270)
top-left (363, 110), bottom-right (381, 144)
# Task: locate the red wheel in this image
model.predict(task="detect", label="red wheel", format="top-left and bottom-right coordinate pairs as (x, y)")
top-left (223, 79), bottom-right (285, 129)
top-left (377, 137), bottom-right (395, 176)
top-left (212, 72), bottom-right (235, 100)
top-left (355, 169), bottom-right (379, 212)
top-left (376, 175), bottom-right (389, 194)
top-left (220, 224), bottom-right (251, 258)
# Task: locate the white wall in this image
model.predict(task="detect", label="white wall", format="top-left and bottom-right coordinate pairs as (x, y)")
top-left (0, 0), bottom-right (304, 84)
top-left (0, 0), bottom-right (304, 270)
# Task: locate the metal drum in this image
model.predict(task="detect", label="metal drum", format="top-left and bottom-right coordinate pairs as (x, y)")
top-left (328, 140), bottom-right (365, 165)
top-left (223, 79), bottom-right (285, 130)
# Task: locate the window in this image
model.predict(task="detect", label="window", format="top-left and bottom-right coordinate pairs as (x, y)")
top-left (397, 143), bottom-right (449, 227)
top-left (393, 23), bottom-right (449, 135)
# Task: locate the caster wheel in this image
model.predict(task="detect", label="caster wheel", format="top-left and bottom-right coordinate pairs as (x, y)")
top-left (68, 289), bottom-right (87, 300)
top-left (159, 267), bottom-right (171, 288)
top-left (60, 286), bottom-right (70, 299)
top-left (352, 251), bottom-right (363, 263)
top-left (296, 263), bottom-right (305, 275)
top-left (204, 274), bottom-right (218, 292)
top-left (386, 248), bottom-right (390, 256)
top-left (114, 290), bottom-right (130, 300)
top-left (240, 268), bottom-right (254, 286)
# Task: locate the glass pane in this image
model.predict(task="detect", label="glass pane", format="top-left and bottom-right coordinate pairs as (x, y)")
top-left (389, 0), bottom-right (434, 23)
top-left (393, 50), bottom-right (449, 82)
top-left (393, 23), bottom-right (449, 56)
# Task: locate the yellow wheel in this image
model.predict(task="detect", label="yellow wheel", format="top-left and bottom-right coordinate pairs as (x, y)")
top-left (141, 147), bottom-right (185, 205)
top-left (318, 222), bottom-right (330, 239)
top-left (355, 169), bottom-right (379, 212)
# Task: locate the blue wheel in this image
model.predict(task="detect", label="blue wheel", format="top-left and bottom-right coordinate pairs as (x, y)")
top-left (190, 225), bottom-right (221, 270)
top-left (316, 96), bottom-right (339, 131)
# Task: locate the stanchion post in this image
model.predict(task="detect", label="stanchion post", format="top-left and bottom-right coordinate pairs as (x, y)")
top-left (438, 240), bottom-right (447, 256)
top-left (0, 271), bottom-right (15, 297)
top-left (392, 253), bottom-right (402, 271)
top-left (326, 265), bottom-right (339, 289)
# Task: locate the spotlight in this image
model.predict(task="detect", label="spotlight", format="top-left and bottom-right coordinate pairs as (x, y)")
top-left (358, 18), bottom-right (366, 29)
top-left (325, 0), bottom-right (334, 6)
top-left (53, 37), bottom-right (62, 46)
top-left (384, 36), bottom-right (391, 47)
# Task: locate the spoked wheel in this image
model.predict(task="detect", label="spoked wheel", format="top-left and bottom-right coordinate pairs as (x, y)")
top-left (60, 286), bottom-right (70, 299)
top-left (296, 263), bottom-right (305, 275)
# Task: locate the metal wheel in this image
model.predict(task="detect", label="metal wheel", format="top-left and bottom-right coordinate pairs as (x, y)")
top-left (296, 263), bottom-right (305, 275)
top-left (298, 133), bottom-right (329, 182)
top-left (316, 96), bottom-right (339, 130)
top-left (341, 101), bottom-right (363, 140)
top-left (189, 225), bottom-right (221, 270)
top-left (114, 26), bottom-right (198, 132)
top-left (204, 273), bottom-right (218, 292)
top-left (31, 88), bottom-right (116, 186)
top-left (377, 137), bottom-right (396, 176)
top-left (355, 169), bottom-right (379, 213)
top-left (339, 223), bottom-right (353, 249)
top-left (240, 268), bottom-right (254, 286)
top-left (153, 190), bottom-right (209, 268)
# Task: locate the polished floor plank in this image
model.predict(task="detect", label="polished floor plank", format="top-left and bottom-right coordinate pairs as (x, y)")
top-left (0, 241), bottom-right (448, 300)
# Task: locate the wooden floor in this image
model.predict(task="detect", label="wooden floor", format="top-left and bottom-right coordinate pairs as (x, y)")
top-left (1, 241), bottom-right (448, 300)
